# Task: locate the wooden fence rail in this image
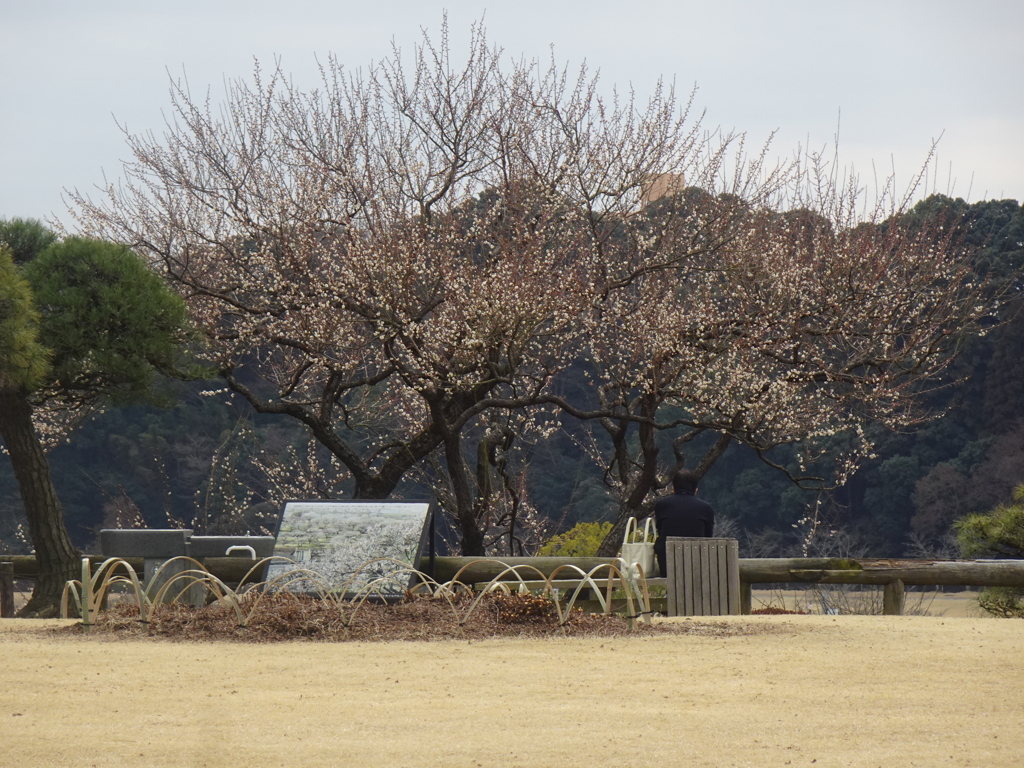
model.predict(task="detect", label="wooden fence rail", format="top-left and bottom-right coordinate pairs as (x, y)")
top-left (7, 555), bottom-right (1023, 617)
top-left (737, 557), bottom-right (1024, 587)
top-left (425, 556), bottom-right (1024, 615)
top-left (736, 557), bottom-right (1024, 615)
top-left (4, 555), bottom-right (264, 585)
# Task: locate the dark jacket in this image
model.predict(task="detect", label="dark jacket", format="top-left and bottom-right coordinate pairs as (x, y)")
top-left (653, 491), bottom-right (714, 575)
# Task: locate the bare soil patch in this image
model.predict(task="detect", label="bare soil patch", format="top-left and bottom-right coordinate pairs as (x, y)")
top-left (50, 592), bottom-right (781, 642)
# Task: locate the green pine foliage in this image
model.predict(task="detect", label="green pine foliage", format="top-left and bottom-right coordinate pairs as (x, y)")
top-left (0, 247), bottom-right (50, 390)
top-left (0, 220), bottom-right (205, 556)
top-left (23, 237), bottom-right (199, 406)
top-left (0, 218), bottom-right (56, 266)
top-left (955, 484), bottom-right (1024, 618)
top-left (955, 484), bottom-right (1024, 560)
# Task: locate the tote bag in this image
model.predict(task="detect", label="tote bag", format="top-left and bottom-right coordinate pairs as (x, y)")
top-left (619, 516), bottom-right (659, 578)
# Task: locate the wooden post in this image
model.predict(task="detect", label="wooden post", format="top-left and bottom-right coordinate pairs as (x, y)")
top-left (740, 581), bottom-right (752, 615)
top-left (1, 562), bottom-right (14, 618)
top-left (883, 579), bottom-right (906, 615)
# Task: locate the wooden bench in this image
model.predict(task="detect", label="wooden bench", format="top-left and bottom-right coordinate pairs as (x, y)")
top-left (665, 537), bottom-right (741, 616)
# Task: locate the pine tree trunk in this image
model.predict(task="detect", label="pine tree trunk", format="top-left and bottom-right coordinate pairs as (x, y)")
top-left (0, 388), bottom-right (79, 617)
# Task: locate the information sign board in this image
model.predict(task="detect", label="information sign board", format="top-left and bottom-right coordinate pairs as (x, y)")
top-left (267, 499), bottom-right (433, 594)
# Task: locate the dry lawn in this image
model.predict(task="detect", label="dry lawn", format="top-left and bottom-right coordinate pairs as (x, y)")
top-left (1, 614), bottom-right (1021, 768)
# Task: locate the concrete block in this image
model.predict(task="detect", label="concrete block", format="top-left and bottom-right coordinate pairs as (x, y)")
top-left (99, 529), bottom-right (192, 558)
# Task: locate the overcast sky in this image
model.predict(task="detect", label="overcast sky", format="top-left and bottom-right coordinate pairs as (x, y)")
top-left (2, 0), bottom-right (1021, 226)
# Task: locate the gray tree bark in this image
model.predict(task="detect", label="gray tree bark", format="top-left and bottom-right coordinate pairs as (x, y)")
top-left (0, 387), bottom-right (79, 617)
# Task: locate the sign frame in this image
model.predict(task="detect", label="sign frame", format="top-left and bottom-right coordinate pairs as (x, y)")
top-left (266, 498), bottom-right (436, 597)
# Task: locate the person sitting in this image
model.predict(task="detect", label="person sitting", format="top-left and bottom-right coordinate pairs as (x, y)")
top-left (653, 469), bottom-right (715, 577)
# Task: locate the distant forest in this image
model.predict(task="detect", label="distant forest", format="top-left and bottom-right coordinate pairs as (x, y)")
top-left (2, 194), bottom-right (1022, 558)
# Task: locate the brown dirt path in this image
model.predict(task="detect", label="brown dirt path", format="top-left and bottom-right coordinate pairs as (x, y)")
top-left (1, 615), bottom-right (1021, 767)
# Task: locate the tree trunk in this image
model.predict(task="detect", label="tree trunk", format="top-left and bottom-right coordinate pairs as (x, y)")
top-left (595, 431), bottom-right (733, 558)
top-left (445, 431), bottom-right (486, 557)
top-left (0, 388), bottom-right (79, 617)
top-left (597, 511), bottom-right (641, 558)
top-left (595, 396), bottom-right (661, 558)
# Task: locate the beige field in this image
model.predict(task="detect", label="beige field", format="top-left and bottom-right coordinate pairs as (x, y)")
top-left (1, 614), bottom-right (1021, 768)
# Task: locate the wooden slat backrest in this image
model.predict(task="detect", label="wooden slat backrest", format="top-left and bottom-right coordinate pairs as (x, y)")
top-left (666, 538), bottom-right (740, 616)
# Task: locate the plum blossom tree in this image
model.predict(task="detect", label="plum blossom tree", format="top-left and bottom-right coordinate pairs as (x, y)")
top-left (71, 24), bottom-right (697, 553)
top-left (71, 22), bottom-right (1000, 555)
top-left (556, 189), bottom-right (996, 554)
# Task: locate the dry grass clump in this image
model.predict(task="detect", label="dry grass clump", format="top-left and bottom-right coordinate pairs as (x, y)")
top-left (59, 591), bottom-right (671, 642)
top-left (750, 606), bottom-right (806, 615)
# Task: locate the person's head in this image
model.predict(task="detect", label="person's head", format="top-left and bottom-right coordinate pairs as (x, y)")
top-left (672, 469), bottom-right (699, 494)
